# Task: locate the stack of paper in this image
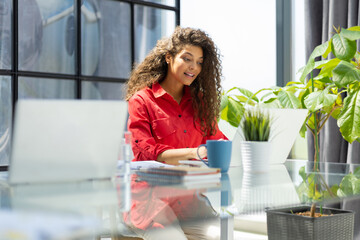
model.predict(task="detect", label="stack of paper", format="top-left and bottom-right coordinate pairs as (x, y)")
top-left (135, 166), bottom-right (221, 188)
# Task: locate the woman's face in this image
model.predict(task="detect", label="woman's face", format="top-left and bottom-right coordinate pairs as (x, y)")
top-left (166, 45), bottom-right (203, 86)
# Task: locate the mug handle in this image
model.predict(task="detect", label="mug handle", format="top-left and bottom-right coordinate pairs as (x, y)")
top-left (196, 144), bottom-right (209, 167)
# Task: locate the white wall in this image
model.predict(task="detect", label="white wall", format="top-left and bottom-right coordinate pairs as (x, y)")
top-left (180, 0), bottom-right (276, 93)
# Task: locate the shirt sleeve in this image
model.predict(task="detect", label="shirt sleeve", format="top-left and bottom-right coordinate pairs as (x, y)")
top-left (128, 95), bottom-right (175, 161)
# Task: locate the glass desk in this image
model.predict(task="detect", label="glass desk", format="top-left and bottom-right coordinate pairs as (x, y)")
top-left (1, 159), bottom-right (360, 240)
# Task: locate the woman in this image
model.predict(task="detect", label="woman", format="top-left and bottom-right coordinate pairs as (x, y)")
top-left (123, 27), bottom-right (226, 240)
top-left (126, 26), bottom-right (228, 164)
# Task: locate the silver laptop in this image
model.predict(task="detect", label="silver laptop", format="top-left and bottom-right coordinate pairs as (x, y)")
top-left (8, 99), bottom-right (128, 184)
top-left (224, 108), bottom-right (308, 166)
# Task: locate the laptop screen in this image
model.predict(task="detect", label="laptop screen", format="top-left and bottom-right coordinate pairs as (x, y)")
top-left (9, 99), bottom-right (128, 184)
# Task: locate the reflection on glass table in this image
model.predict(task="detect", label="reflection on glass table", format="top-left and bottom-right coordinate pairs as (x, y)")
top-left (1, 159), bottom-right (360, 239)
top-left (7, 177), bottom-right (131, 239)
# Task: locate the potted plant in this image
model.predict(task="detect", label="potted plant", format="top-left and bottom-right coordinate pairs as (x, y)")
top-left (266, 164), bottom-right (360, 240)
top-left (239, 108), bottom-right (272, 172)
top-left (220, 25), bottom-right (360, 240)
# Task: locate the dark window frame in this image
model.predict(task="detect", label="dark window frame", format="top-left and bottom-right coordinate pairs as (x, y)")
top-left (0, 0), bottom-right (180, 170)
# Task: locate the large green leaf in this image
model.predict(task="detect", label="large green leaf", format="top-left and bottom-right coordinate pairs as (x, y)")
top-left (337, 173), bottom-right (360, 196)
top-left (333, 61), bottom-right (360, 88)
top-left (220, 94), bottom-right (229, 111)
top-left (299, 121), bottom-right (307, 138)
top-left (348, 26), bottom-right (360, 31)
top-left (277, 90), bottom-right (301, 109)
top-left (307, 112), bottom-right (316, 130)
top-left (300, 88), bottom-right (310, 109)
top-left (299, 41), bottom-right (331, 83)
top-left (340, 28), bottom-right (360, 41)
top-left (314, 58), bottom-right (341, 80)
top-left (314, 59), bottom-right (332, 69)
top-left (309, 40), bottom-right (331, 60)
top-left (228, 87), bottom-right (259, 102)
top-left (263, 97), bottom-right (277, 104)
top-left (299, 166), bottom-right (306, 181)
top-left (304, 88), bottom-right (337, 112)
top-left (314, 76), bottom-right (332, 84)
top-left (226, 98), bottom-right (244, 127)
top-left (234, 95), bottom-right (252, 103)
top-left (354, 179), bottom-right (360, 194)
top-left (331, 33), bottom-right (357, 61)
top-left (259, 100), bottom-right (282, 108)
top-left (338, 91), bottom-right (360, 143)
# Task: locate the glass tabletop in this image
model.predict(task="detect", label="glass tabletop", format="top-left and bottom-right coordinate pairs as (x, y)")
top-left (1, 159), bottom-right (360, 239)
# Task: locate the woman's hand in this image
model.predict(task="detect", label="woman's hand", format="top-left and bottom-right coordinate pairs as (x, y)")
top-left (157, 147), bottom-right (207, 164)
top-left (194, 145), bottom-right (207, 160)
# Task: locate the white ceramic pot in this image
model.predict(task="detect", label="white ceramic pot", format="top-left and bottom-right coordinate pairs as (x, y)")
top-left (240, 141), bottom-right (272, 172)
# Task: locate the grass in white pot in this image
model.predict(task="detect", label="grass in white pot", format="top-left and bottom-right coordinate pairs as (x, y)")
top-left (241, 109), bottom-right (271, 142)
top-left (240, 108), bottom-right (272, 172)
top-left (240, 109), bottom-right (273, 172)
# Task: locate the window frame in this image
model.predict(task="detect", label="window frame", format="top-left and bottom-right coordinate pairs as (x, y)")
top-left (0, 0), bottom-right (180, 170)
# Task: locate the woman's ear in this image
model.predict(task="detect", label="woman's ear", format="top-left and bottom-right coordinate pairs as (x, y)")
top-left (165, 54), bottom-right (172, 64)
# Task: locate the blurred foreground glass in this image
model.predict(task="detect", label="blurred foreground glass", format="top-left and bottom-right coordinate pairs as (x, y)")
top-left (18, 77), bottom-right (76, 99)
top-left (18, 0), bottom-right (76, 74)
top-left (134, 5), bottom-right (175, 63)
top-left (0, 76), bottom-right (12, 165)
top-left (82, 0), bottom-right (131, 78)
top-left (0, 0), bottom-right (12, 70)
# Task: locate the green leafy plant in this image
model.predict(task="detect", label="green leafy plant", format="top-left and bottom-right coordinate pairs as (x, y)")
top-left (241, 109), bottom-right (271, 141)
top-left (220, 25), bottom-right (360, 161)
top-left (220, 26), bottom-right (360, 218)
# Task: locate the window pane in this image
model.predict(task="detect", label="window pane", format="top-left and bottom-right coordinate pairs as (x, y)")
top-left (18, 0), bottom-right (76, 74)
top-left (134, 6), bottom-right (175, 63)
top-left (82, 0), bottom-right (131, 79)
top-left (0, 76), bottom-right (11, 166)
top-left (141, 0), bottom-right (176, 7)
top-left (293, 0), bottom-right (306, 82)
top-left (181, 0), bottom-right (276, 92)
top-left (0, 0), bottom-right (12, 70)
top-left (18, 77), bottom-right (76, 99)
top-left (82, 81), bottom-right (125, 100)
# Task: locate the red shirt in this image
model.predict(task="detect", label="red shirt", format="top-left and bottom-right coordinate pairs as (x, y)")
top-left (128, 82), bottom-right (228, 161)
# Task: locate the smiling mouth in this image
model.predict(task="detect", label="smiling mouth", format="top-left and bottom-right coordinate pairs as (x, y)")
top-left (184, 72), bottom-right (195, 77)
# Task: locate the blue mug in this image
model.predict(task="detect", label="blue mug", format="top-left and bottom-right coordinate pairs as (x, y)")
top-left (196, 140), bottom-right (232, 173)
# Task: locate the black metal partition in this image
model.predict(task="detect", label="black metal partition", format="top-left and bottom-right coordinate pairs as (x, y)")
top-left (0, 0), bottom-right (180, 168)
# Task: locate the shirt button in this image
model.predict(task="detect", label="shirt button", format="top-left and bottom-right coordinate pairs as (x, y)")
top-left (178, 114), bottom-right (182, 117)
top-left (184, 130), bottom-right (187, 133)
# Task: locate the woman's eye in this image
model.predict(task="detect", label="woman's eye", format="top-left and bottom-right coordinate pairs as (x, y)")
top-left (197, 62), bottom-right (203, 65)
top-left (183, 57), bottom-right (190, 61)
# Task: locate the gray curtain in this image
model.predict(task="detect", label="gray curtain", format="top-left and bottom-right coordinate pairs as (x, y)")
top-left (305, 1), bottom-right (360, 239)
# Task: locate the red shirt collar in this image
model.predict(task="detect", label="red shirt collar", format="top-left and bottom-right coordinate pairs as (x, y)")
top-left (152, 82), bottom-right (192, 101)
top-left (152, 82), bottom-right (167, 98)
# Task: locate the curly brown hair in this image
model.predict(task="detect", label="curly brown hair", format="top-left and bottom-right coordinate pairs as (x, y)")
top-left (125, 26), bottom-right (223, 136)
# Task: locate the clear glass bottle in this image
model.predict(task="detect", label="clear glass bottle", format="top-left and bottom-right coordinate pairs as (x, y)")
top-left (118, 131), bottom-right (133, 177)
